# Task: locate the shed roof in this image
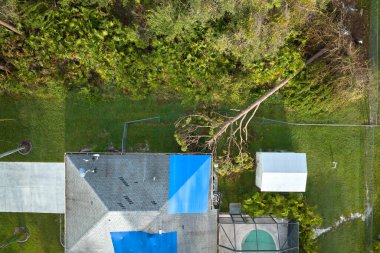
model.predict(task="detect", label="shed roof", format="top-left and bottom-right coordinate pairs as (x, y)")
top-left (256, 152), bottom-right (307, 173)
top-left (256, 152), bottom-right (307, 192)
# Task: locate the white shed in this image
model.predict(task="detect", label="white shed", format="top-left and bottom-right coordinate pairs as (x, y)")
top-left (255, 152), bottom-right (307, 192)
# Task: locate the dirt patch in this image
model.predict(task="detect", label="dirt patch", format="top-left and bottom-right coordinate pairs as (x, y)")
top-left (341, 0), bottom-right (370, 57)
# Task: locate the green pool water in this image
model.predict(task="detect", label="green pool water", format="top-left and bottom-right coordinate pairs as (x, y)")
top-left (241, 229), bottom-right (276, 252)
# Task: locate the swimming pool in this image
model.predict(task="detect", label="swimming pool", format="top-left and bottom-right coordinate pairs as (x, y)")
top-left (241, 229), bottom-right (276, 252)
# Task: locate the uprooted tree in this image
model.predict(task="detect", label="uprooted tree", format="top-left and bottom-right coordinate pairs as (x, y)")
top-left (175, 48), bottom-right (328, 176)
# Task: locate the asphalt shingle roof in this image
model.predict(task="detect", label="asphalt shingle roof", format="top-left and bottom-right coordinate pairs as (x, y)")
top-left (65, 153), bottom-right (217, 253)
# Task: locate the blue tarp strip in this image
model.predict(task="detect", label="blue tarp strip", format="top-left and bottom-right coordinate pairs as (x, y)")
top-left (168, 154), bottom-right (211, 214)
top-left (110, 231), bottom-right (177, 253)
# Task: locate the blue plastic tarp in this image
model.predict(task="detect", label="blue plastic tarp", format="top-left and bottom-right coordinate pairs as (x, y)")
top-left (168, 154), bottom-right (211, 214)
top-left (110, 231), bottom-right (177, 253)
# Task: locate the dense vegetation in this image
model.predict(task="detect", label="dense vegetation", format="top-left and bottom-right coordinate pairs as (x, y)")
top-left (244, 193), bottom-right (322, 253)
top-left (0, 0), bottom-right (366, 112)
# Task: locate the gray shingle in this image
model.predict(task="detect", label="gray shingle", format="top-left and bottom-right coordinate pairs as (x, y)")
top-left (65, 153), bottom-right (217, 253)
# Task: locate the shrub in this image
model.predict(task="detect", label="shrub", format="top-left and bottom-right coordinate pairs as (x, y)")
top-left (147, 0), bottom-right (317, 64)
top-left (244, 192), bottom-right (322, 252)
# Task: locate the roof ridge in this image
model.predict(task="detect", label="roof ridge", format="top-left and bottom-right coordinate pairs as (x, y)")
top-left (68, 211), bottom-right (109, 252)
top-left (65, 156), bottom-right (109, 251)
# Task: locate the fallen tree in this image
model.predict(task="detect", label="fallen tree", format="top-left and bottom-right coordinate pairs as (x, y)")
top-left (175, 48), bottom-right (328, 175)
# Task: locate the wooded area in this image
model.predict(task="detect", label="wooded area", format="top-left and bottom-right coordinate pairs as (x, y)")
top-left (0, 0), bottom-right (367, 111)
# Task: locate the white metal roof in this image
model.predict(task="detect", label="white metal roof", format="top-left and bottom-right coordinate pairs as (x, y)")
top-left (0, 162), bottom-right (64, 213)
top-left (256, 152), bottom-right (307, 192)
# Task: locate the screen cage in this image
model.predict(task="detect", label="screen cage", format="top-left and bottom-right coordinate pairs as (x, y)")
top-left (218, 213), bottom-right (299, 253)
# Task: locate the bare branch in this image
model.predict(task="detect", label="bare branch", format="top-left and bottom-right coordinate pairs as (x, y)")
top-left (0, 64), bottom-right (11, 75)
top-left (0, 18), bottom-right (22, 35)
top-left (244, 104), bottom-right (260, 141)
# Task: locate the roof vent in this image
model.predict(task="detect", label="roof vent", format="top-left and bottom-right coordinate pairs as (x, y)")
top-left (117, 202), bottom-right (126, 210)
top-left (119, 177), bottom-right (129, 187)
top-left (151, 201), bottom-right (157, 205)
top-left (123, 195), bottom-right (134, 205)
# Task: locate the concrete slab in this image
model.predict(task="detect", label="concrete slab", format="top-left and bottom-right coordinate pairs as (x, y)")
top-left (0, 162), bottom-right (64, 213)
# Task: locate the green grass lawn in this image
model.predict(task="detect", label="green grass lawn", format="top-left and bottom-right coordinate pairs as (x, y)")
top-left (371, 0), bottom-right (380, 249)
top-left (0, 97), bottom-right (64, 252)
top-left (0, 213), bottom-right (62, 253)
top-left (372, 129), bottom-right (380, 249)
top-left (0, 95), bottom-right (185, 253)
top-left (0, 97), bottom-right (65, 162)
top-left (219, 100), bottom-right (369, 252)
top-left (318, 219), bottom-right (366, 253)
top-left (64, 95), bottom-right (185, 153)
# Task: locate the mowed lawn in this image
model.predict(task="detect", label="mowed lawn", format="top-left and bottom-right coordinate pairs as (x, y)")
top-left (0, 95), bottom-right (184, 252)
top-left (0, 97), bottom-right (64, 252)
top-left (373, 129), bottom-right (380, 246)
top-left (0, 213), bottom-right (62, 253)
top-left (220, 100), bottom-right (368, 252)
top-left (287, 126), bottom-right (367, 252)
top-left (64, 95), bottom-right (185, 153)
top-left (371, 0), bottom-right (380, 247)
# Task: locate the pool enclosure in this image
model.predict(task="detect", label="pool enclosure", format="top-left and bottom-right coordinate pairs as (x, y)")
top-left (218, 204), bottom-right (299, 253)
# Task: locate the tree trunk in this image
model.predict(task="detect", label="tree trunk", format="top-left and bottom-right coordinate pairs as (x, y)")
top-left (208, 48), bottom-right (328, 145)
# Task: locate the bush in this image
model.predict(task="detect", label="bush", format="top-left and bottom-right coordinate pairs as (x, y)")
top-left (283, 61), bottom-right (335, 114)
top-left (3, 0), bottom-right (358, 116)
top-left (216, 152), bottom-right (254, 176)
top-left (1, 3), bottom-right (146, 97)
top-left (1, 2), bottom-right (306, 108)
top-left (244, 192), bottom-right (322, 252)
top-left (147, 0), bottom-right (317, 64)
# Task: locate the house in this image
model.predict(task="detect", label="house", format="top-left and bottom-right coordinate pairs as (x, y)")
top-left (255, 152), bottom-right (307, 192)
top-left (65, 153), bottom-right (217, 253)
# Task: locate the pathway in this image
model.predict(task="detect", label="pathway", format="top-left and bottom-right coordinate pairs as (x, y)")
top-left (0, 162), bottom-right (64, 213)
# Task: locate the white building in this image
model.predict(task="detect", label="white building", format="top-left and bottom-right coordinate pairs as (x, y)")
top-left (255, 152), bottom-right (307, 192)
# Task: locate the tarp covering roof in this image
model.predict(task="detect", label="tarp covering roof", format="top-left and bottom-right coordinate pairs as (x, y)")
top-left (110, 231), bottom-right (177, 253)
top-left (256, 152), bottom-right (307, 192)
top-left (168, 154), bottom-right (211, 214)
top-left (65, 153), bottom-right (217, 253)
